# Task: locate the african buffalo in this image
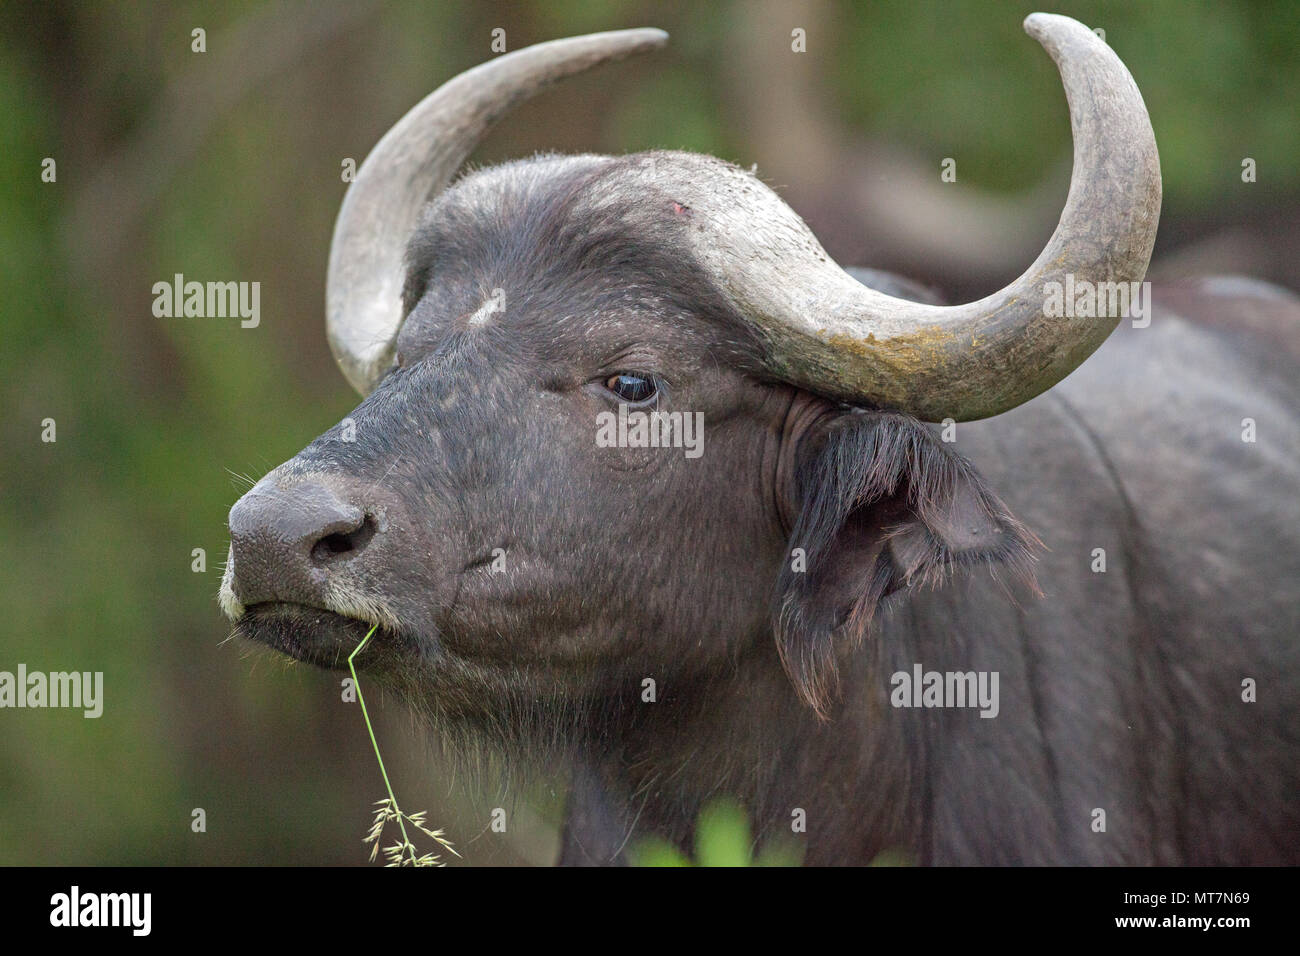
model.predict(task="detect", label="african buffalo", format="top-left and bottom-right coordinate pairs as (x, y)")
top-left (220, 14), bottom-right (1300, 865)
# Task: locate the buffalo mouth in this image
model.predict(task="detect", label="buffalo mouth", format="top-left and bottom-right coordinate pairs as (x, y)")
top-left (234, 602), bottom-right (406, 671)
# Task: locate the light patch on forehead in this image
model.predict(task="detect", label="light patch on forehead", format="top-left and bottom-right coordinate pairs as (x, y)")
top-left (466, 287), bottom-right (506, 327)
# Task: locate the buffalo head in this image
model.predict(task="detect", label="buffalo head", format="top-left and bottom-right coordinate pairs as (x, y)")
top-left (221, 15), bottom-right (1159, 742)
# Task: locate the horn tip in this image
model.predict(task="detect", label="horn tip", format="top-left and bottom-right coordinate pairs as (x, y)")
top-left (626, 27), bottom-right (669, 47)
top-left (1023, 12), bottom-right (1090, 43)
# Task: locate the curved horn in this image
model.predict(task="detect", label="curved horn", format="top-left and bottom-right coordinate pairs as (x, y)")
top-left (682, 13), bottom-right (1161, 421)
top-left (326, 29), bottom-right (668, 395)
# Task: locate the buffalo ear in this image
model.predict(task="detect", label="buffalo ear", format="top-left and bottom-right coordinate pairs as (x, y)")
top-left (774, 412), bottom-right (1037, 717)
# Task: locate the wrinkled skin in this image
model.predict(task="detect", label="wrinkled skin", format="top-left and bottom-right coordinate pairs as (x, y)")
top-left (234, 157), bottom-right (796, 708)
top-left (226, 156), bottom-right (1300, 864)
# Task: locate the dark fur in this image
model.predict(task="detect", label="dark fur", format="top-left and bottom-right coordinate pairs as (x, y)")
top-left (777, 412), bottom-right (1038, 716)
top-left (228, 152), bottom-right (1300, 865)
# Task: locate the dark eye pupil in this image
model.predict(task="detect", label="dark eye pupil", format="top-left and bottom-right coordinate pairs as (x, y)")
top-left (606, 374), bottom-right (656, 403)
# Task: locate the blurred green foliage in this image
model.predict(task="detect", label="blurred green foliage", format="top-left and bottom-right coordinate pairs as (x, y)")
top-left (630, 799), bottom-right (911, 866)
top-left (631, 799), bottom-right (804, 867)
top-left (0, 0), bottom-right (1295, 865)
top-left (834, 0), bottom-right (1300, 199)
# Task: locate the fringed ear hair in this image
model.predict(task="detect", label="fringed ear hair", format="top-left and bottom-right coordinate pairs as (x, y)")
top-left (774, 412), bottom-right (1039, 717)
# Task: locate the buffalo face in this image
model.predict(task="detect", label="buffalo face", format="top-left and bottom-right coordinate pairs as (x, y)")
top-left (223, 157), bottom-right (804, 718)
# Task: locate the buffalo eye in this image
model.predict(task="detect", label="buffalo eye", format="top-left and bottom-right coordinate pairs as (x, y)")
top-left (605, 373), bottom-right (658, 405)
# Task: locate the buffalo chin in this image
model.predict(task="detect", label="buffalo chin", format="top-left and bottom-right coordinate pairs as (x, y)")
top-left (235, 603), bottom-right (398, 671)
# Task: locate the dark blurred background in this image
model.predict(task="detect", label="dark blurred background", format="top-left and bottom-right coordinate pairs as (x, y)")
top-left (1, 0), bottom-right (1296, 865)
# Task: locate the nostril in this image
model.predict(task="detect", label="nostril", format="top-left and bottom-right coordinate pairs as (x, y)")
top-left (310, 513), bottom-right (377, 564)
top-left (316, 532), bottom-right (356, 556)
